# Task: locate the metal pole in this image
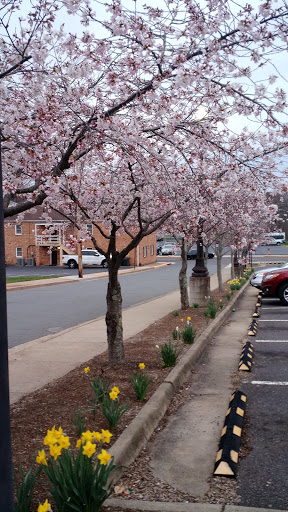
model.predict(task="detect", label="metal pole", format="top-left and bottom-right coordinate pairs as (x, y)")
top-left (0, 136), bottom-right (14, 511)
top-left (192, 222), bottom-right (208, 278)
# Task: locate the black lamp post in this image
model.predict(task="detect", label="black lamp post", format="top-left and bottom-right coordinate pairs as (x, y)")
top-left (0, 135), bottom-right (14, 510)
top-left (192, 222), bottom-right (208, 278)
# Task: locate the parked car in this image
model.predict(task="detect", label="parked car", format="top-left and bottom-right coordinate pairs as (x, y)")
top-left (251, 262), bottom-right (288, 289)
top-left (261, 268), bottom-right (288, 305)
top-left (62, 250), bottom-right (107, 268)
top-left (161, 243), bottom-right (177, 255)
top-left (157, 241), bottom-right (165, 254)
top-left (261, 237), bottom-right (281, 246)
top-left (187, 246), bottom-right (215, 260)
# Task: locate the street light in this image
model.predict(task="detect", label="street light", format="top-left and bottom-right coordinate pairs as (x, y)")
top-left (191, 222), bottom-right (208, 278)
top-left (0, 134), bottom-right (14, 510)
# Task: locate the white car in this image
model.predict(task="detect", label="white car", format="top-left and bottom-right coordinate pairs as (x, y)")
top-left (161, 243), bottom-right (177, 255)
top-left (62, 250), bottom-right (107, 268)
top-left (250, 262), bottom-right (288, 289)
top-left (261, 237), bottom-right (281, 246)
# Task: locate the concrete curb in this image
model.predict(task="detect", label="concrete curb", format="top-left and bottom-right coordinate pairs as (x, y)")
top-left (105, 499), bottom-right (284, 512)
top-left (109, 279), bottom-right (251, 479)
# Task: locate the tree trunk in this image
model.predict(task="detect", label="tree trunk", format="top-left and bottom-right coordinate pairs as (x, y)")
top-left (230, 249), bottom-right (235, 279)
top-left (78, 241), bottom-right (83, 278)
top-left (106, 259), bottom-right (125, 364)
top-left (179, 238), bottom-right (189, 310)
top-left (216, 236), bottom-right (224, 291)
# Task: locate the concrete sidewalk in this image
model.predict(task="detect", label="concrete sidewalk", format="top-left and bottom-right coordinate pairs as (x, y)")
top-left (8, 266), bottom-right (231, 403)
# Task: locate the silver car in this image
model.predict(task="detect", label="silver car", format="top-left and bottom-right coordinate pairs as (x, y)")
top-left (250, 262), bottom-right (288, 288)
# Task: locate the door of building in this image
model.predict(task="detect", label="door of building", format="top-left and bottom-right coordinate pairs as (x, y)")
top-left (51, 248), bottom-right (58, 266)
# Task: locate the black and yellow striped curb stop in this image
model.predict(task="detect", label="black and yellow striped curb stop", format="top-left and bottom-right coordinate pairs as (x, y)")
top-left (214, 391), bottom-right (247, 478)
top-left (252, 305), bottom-right (261, 318)
top-left (238, 341), bottom-right (254, 371)
top-left (256, 293), bottom-right (263, 307)
top-left (248, 319), bottom-right (258, 335)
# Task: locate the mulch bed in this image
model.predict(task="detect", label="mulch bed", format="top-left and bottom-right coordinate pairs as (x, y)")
top-left (11, 280), bottom-right (242, 509)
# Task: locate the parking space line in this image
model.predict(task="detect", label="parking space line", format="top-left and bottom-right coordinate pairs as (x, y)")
top-left (261, 307), bottom-right (287, 310)
top-left (257, 319), bottom-right (288, 322)
top-left (255, 339), bottom-right (288, 343)
top-left (251, 381), bottom-right (288, 386)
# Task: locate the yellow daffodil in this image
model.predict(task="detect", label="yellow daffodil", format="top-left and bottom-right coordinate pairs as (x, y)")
top-left (82, 441), bottom-right (96, 458)
top-left (187, 316), bottom-right (191, 321)
top-left (37, 499), bottom-right (52, 512)
top-left (59, 435), bottom-right (70, 450)
top-left (84, 366), bottom-right (90, 374)
top-left (180, 318), bottom-right (184, 322)
top-left (109, 390), bottom-right (118, 400)
top-left (92, 431), bottom-right (103, 442)
top-left (101, 429), bottom-right (113, 444)
top-left (76, 439), bottom-right (82, 449)
top-left (98, 448), bottom-right (111, 465)
top-left (219, 299), bottom-right (222, 302)
top-left (139, 363), bottom-right (145, 370)
top-left (49, 444), bottom-right (62, 461)
top-left (81, 430), bottom-right (93, 443)
top-left (36, 449), bottom-right (48, 466)
top-left (111, 386), bottom-right (120, 394)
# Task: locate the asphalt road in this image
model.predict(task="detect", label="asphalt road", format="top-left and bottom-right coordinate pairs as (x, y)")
top-left (238, 294), bottom-right (288, 510)
top-left (6, 244), bottom-right (288, 349)
top-left (7, 257), bottom-right (222, 348)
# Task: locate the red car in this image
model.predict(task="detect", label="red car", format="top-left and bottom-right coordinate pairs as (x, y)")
top-left (261, 269), bottom-right (288, 305)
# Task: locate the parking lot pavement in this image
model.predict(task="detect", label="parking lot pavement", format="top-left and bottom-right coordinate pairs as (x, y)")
top-left (237, 295), bottom-right (288, 510)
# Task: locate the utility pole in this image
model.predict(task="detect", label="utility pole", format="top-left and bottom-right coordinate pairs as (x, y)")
top-left (0, 136), bottom-right (14, 510)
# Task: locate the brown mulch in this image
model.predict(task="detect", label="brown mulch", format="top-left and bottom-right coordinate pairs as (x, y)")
top-left (11, 281), bottom-right (244, 509)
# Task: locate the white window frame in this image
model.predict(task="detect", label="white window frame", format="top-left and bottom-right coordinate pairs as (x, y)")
top-left (86, 224), bottom-right (93, 235)
top-left (150, 244), bottom-right (154, 256)
top-left (16, 247), bottom-right (23, 257)
top-left (15, 224), bottom-right (22, 235)
top-left (143, 246), bottom-right (147, 258)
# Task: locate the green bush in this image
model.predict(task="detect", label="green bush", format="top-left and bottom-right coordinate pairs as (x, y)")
top-left (193, 303), bottom-right (199, 308)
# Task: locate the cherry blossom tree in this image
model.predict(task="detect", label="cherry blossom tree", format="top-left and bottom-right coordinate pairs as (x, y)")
top-left (2, 0), bottom-right (288, 219)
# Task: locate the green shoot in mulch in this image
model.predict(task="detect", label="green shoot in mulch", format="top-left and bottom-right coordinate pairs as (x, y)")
top-left (131, 364), bottom-right (153, 401)
top-left (182, 324), bottom-right (196, 344)
top-left (100, 395), bottom-right (130, 431)
top-left (207, 299), bottom-right (218, 318)
top-left (160, 340), bottom-right (179, 367)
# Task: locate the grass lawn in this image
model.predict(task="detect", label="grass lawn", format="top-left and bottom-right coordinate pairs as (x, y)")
top-left (6, 275), bottom-right (60, 283)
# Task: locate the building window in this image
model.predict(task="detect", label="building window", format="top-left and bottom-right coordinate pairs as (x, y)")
top-left (16, 247), bottom-right (23, 257)
top-left (150, 244), bottom-right (154, 256)
top-left (143, 246), bottom-right (147, 258)
top-left (86, 224), bottom-right (93, 235)
top-left (15, 224), bottom-right (22, 235)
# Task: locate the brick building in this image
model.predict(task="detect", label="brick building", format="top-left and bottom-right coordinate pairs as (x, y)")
top-left (4, 207), bottom-right (157, 267)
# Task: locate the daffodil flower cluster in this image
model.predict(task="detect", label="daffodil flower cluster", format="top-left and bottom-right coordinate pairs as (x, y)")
top-left (75, 428), bottom-right (113, 464)
top-left (109, 386), bottom-right (120, 400)
top-left (36, 426), bottom-right (70, 464)
top-left (227, 279), bottom-right (241, 285)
